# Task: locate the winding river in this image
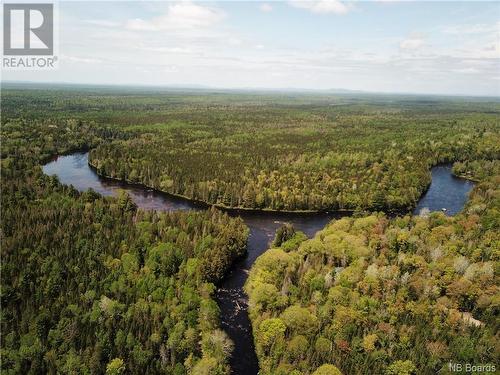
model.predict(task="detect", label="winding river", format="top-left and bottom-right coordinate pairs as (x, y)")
top-left (43, 152), bottom-right (474, 375)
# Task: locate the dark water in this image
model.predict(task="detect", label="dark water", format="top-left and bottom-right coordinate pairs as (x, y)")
top-left (43, 153), bottom-right (198, 211)
top-left (217, 210), bottom-right (339, 374)
top-left (414, 164), bottom-right (474, 216)
top-left (43, 153), bottom-right (474, 375)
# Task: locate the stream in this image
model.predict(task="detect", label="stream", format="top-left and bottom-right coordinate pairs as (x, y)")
top-left (43, 152), bottom-right (474, 374)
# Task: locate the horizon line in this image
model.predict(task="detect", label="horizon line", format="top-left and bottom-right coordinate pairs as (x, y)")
top-left (2, 80), bottom-right (500, 99)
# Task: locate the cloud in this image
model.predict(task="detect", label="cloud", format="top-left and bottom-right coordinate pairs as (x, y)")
top-left (61, 54), bottom-right (102, 64)
top-left (259, 3), bottom-right (273, 13)
top-left (228, 37), bottom-right (243, 46)
top-left (142, 46), bottom-right (193, 54)
top-left (442, 22), bottom-right (500, 35)
top-left (289, 0), bottom-right (351, 15)
top-left (84, 20), bottom-right (120, 28)
top-left (163, 65), bottom-right (179, 73)
top-left (5, 1), bottom-right (499, 96)
top-left (126, 2), bottom-right (225, 31)
top-left (477, 43), bottom-right (500, 59)
top-left (452, 67), bottom-right (479, 74)
top-left (400, 36), bottom-right (425, 50)
top-left (452, 42), bottom-right (500, 59)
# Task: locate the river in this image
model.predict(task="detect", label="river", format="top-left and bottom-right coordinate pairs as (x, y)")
top-left (413, 164), bottom-right (476, 216)
top-left (43, 152), bottom-right (474, 375)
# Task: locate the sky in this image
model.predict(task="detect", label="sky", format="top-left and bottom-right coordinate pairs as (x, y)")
top-left (2, 0), bottom-right (500, 96)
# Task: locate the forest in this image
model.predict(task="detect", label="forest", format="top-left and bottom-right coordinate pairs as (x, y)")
top-left (1, 97), bottom-right (248, 374)
top-left (3, 86), bottom-right (500, 214)
top-left (87, 102), bottom-right (499, 213)
top-left (1, 85), bottom-right (499, 375)
top-left (245, 160), bottom-right (499, 374)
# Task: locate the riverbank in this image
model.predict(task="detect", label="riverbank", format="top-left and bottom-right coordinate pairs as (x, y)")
top-left (88, 156), bottom-right (477, 218)
top-left (87, 158), bottom-right (358, 214)
top-left (88, 157), bottom-right (434, 216)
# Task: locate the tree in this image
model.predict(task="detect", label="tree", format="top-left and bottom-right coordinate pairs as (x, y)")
top-left (117, 190), bottom-right (137, 213)
top-left (280, 306), bottom-right (318, 336)
top-left (362, 334), bottom-right (378, 353)
top-left (191, 356), bottom-right (219, 375)
top-left (312, 364), bottom-right (343, 375)
top-left (257, 318), bottom-right (286, 349)
top-left (273, 224), bottom-right (296, 247)
top-left (202, 330), bottom-right (234, 362)
top-left (385, 360), bottom-right (416, 375)
top-left (106, 358), bottom-right (125, 375)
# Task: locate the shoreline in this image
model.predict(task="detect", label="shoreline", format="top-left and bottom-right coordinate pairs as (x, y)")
top-left (86, 158), bottom-right (416, 217)
top-left (87, 158), bottom-right (358, 216)
top-left (54, 149), bottom-right (476, 217)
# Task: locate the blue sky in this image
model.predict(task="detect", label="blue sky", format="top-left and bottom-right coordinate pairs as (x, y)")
top-left (3, 1), bottom-right (500, 95)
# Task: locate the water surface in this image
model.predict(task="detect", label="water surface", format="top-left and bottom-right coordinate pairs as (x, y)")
top-left (43, 152), bottom-right (198, 211)
top-left (414, 164), bottom-right (474, 216)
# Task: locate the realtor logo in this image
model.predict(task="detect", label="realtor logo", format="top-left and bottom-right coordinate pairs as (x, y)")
top-left (3, 3), bottom-right (53, 55)
top-left (2, 3), bottom-right (58, 69)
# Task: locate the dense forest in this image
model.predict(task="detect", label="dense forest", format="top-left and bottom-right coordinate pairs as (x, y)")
top-left (245, 160), bottom-right (499, 374)
top-left (87, 104), bottom-right (499, 212)
top-left (3, 86), bottom-right (499, 213)
top-left (1, 86), bottom-right (499, 375)
top-left (1, 97), bottom-right (248, 374)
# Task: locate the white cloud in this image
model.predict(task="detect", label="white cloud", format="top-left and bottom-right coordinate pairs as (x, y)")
top-left (452, 67), bottom-right (479, 74)
top-left (452, 42), bottom-right (500, 59)
top-left (400, 36), bottom-right (425, 50)
top-left (164, 66), bottom-right (179, 73)
top-left (259, 3), bottom-right (273, 13)
top-left (61, 54), bottom-right (102, 64)
top-left (289, 0), bottom-right (351, 15)
top-left (442, 22), bottom-right (500, 35)
top-left (479, 43), bottom-right (500, 59)
top-left (228, 37), bottom-right (243, 46)
top-left (126, 2), bottom-right (225, 31)
top-left (84, 19), bottom-right (120, 28)
top-left (143, 46), bottom-right (193, 54)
